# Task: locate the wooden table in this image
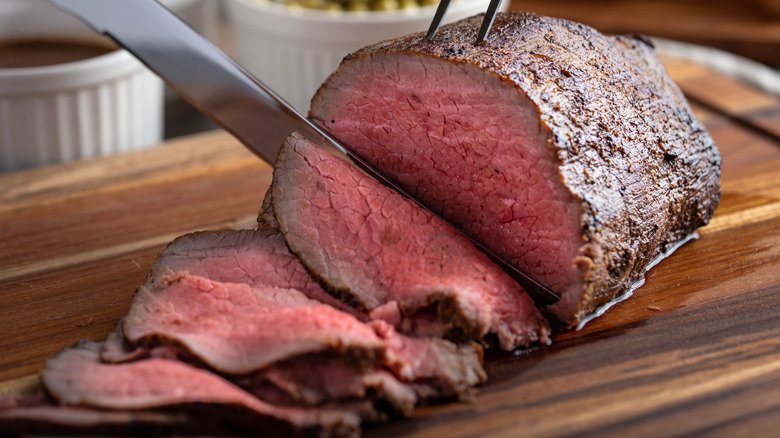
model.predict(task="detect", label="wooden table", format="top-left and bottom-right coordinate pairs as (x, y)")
top-left (1, 56), bottom-right (779, 437)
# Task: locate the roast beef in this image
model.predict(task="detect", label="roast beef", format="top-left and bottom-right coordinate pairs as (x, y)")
top-left (121, 270), bottom-right (485, 407)
top-left (100, 318), bottom-right (147, 363)
top-left (371, 320), bottom-right (485, 400)
top-left (270, 132), bottom-right (549, 350)
top-left (148, 228), bottom-right (361, 317)
top-left (240, 322), bottom-right (485, 406)
top-left (241, 358), bottom-right (416, 415)
top-left (308, 12), bottom-right (722, 325)
top-left (122, 272), bottom-right (385, 375)
top-left (33, 340), bottom-right (362, 437)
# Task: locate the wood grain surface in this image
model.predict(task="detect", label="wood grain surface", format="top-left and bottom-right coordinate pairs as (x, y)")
top-left (1, 57), bottom-right (779, 436)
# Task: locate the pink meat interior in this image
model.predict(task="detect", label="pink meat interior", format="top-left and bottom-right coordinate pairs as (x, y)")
top-left (273, 133), bottom-right (549, 349)
top-left (312, 53), bottom-right (584, 310)
top-left (123, 274), bottom-right (383, 374)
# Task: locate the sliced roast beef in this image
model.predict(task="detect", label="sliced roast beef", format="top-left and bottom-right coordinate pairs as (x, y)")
top-left (101, 318), bottom-right (204, 364)
top-left (240, 356), bottom-right (416, 418)
top-left (121, 271), bottom-right (485, 408)
top-left (270, 133), bottom-right (549, 350)
top-left (101, 318), bottom-right (151, 363)
top-left (308, 12), bottom-right (722, 325)
top-left (149, 228), bottom-right (361, 317)
top-left (122, 272), bottom-right (384, 375)
top-left (240, 324), bottom-right (484, 409)
top-left (370, 320), bottom-right (486, 401)
top-left (0, 391), bottom-right (195, 436)
top-left (37, 340), bottom-right (362, 437)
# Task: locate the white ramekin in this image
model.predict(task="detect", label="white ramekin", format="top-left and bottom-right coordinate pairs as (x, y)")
top-left (0, 0), bottom-right (165, 172)
top-left (225, 0), bottom-right (508, 112)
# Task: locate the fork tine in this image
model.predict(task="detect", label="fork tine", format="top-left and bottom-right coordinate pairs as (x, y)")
top-left (424, 0), bottom-right (452, 41)
top-left (475, 0), bottom-right (502, 44)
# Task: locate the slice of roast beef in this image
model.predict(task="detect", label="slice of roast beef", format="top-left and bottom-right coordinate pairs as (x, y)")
top-left (121, 271), bottom-right (485, 410)
top-left (240, 356), bottom-right (416, 418)
top-left (238, 322), bottom-right (485, 408)
top-left (0, 390), bottom-right (192, 436)
top-left (101, 318), bottom-right (202, 364)
top-left (148, 228), bottom-right (361, 317)
top-left (122, 272), bottom-right (385, 375)
top-left (370, 320), bottom-right (486, 401)
top-left (270, 132), bottom-right (549, 350)
top-left (101, 318), bottom-right (150, 363)
top-left (37, 340), bottom-right (362, 437)
top-left (308, 12), bottom-right (722, 326)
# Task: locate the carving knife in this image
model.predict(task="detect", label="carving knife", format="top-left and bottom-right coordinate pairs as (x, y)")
top-left (49, 0), bottom-right (560, 306)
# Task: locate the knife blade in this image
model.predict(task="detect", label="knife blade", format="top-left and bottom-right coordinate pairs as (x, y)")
top-left (49, 0), bottom-right (560, 306)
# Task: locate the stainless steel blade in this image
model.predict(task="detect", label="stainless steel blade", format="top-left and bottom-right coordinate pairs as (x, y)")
top-left (50, 0), bottom-right (560, 306)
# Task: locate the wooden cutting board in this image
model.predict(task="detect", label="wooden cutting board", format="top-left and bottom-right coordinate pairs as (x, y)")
top-left (1, 56), bottom-right (779, 437)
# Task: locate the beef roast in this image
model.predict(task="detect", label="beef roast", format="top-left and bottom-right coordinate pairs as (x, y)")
top-left (121, 270), bottom-right (485, 407)
top-left (35, 340), bottom-right (361, 437)
top-left (308, 12), bottom-right (722, 325)
top-left (148, 228), bottom-right (361, 317)
top-left (370, 320), bottom-right (485, 400)
top-left (122, 272), bottom-right (384, 375)
top-left (242, 358), bottom-right (416, 416)
top-left (270, 132), bottom-right (549, 350)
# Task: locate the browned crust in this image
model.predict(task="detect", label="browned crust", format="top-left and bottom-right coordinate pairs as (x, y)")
top-left (313, 12), bottom-right (722, 325)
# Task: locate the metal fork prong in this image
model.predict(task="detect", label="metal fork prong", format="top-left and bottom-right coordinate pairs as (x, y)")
top-left (424, 0), bottom-right (451, 41)
top-left (475, 0), bottom-right (502, 44)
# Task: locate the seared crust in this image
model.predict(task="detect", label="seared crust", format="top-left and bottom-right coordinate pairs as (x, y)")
top-left (313, 12), bottom-right (721, 324)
